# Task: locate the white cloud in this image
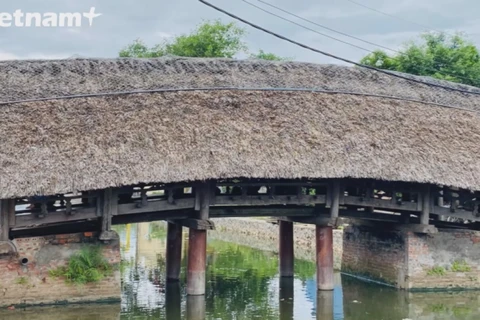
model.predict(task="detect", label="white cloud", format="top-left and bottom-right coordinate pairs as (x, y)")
top-left (0, 52), bottom-right (19, 60)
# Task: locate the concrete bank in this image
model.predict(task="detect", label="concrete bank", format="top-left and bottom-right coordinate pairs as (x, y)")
top-left (209, 218), bottom-right (344, 270)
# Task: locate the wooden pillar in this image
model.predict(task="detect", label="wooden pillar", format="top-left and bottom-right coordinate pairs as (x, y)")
top-left (279, 220), bottom-right (294, 277)
top-left (166, 222), bottom-right (183, 281)
top-left (279, 277), bottom-right (294, 320)
top-left (401, 212), bottom-right (410, 224)
top-left (316, 291), bottom-right (334, 320)
top-left (420, 185), bottom-right (431, 225)
top-left (100, 188), bottom-right (118, 241)
top-left (0, 199), bottom-right (10, 241)
top-left (187, 182), bottom-right (210, 296)
top-left (316, 225), bottom-right (334, 291)
top-left (330, 180), bottom-right (340, 218)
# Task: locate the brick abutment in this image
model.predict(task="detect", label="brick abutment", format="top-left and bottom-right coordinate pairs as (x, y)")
top-left (0, 232), bottom-right (121, 307)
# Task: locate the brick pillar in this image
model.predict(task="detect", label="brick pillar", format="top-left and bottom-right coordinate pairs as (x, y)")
top-left (187, 182), bottom-right (210, 296)
top-left (316, 225), bottom-right (334, 291)
top-left (187, 229), bottom-right (207, 295)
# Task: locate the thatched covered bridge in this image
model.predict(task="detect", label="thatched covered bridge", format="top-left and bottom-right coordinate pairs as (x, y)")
top-left (0, 58), bottom-right (480, 301)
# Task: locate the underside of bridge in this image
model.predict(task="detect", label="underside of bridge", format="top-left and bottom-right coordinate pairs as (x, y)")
top-left (0, 177), bottom-right (479, 306)
top-left (1, 57), bottom-right (480, 305)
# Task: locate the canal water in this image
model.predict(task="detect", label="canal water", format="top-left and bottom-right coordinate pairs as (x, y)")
top-left (2, 222), bottom-right (480, 320)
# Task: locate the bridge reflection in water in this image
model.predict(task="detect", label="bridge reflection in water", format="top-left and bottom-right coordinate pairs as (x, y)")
top-left (2, 221), bottom-right (480, 320)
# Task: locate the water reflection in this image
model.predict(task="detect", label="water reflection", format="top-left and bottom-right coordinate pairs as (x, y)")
top-left (165, 282), bottom-right (181, 320)
top-left (279, 277), bottom-right (294, 320)
top-left (2, 222), bottom-right (480, 320)
top-left (317, 291), bottom-right (334, 320)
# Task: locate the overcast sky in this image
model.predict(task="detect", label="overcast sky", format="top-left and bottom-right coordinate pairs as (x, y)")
top-left (1, 0), bottom-right (479, 64)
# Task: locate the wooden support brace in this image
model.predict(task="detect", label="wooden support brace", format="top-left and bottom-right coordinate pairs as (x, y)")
top-left (297, 186), bottom-right (303, 200)
top-left (269, 186), bottom-right (275, 199)
top-left (241, 186), bottom-right (247, 201)
top-left (198, 181), bottom-right (211, 221)
top-left (100, 188), bottom-right (118, 241)
top-left (366, 183), bottom-right (375, 214)
top-left (1, 199), bottom-right (10, 241)
top-left (39, 202), bottom-right (48, 218)
top-left (420, 185), bottom-right (431, 225)
top-left (96, 191), bottom-right (103, 217)
top-left (141, 188), bottom-right (148, 207)
top-left (330, 180), bottom-right (340, 218)
top-left (8, 200), bottom-right (16, 227)
top-left (65, 198), bottom-right (73, 215)
top-left (167, 187), bottom-right (175, 205)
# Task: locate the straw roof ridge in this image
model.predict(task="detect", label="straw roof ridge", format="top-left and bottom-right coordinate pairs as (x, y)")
top-left (0, 57), bottom-right (479, 112)
top-left (0, 58), bottom-right (480, 198)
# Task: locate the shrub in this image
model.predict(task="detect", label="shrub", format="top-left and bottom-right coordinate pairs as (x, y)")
top-left (49, 245), bottom-right (112, 284)
top-left (427, 266), bottom-right (446, 276)
top-left (451, 260), bottom-right (472, 272)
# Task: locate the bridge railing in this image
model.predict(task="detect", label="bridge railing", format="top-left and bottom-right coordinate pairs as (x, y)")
top-left (5, 178), bottom-right (480, 236)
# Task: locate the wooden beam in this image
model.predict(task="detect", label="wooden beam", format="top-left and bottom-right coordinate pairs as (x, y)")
top-left (209, 207), bottom-right (317, 217)
top-left (168, 219), bottom-right (215, 230)
top-left (117, 198), bottom-right (195, 216)
top-left (214, 194), bottom-right (326, 206)
top-left (433, 206), bottom-right (478, 221)
top-left (343, 195), bottom-right (418, 211)
top-left (113, 209), bottom-right (193, 225)
top-left (14, 207), bottom-right (98, 229)
top-left (283, 215), bottom-right (336, 227)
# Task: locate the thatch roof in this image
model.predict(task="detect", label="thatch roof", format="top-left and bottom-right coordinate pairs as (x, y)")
top-left (1, 57), bottom-right (480, 198)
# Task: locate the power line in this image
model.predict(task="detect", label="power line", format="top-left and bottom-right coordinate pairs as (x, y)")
top-left (243, 0), bottom-right (478, 85)
top-left (0, 87), bottom-right (476, 113)
top-left (344, 0), bottom-right (474, 36)
top-left (241, 0), bottom-right (371, 53)
top-left (198, 0), bottom-right (480, 97)
top-left (250, 0), bottom-right (399, 54)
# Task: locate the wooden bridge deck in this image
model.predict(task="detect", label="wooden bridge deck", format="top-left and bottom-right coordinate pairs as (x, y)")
top-left (3, 178), bottom-right (479, 238)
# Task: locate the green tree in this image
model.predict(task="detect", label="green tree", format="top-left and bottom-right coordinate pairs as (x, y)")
top-left (119, 20), bottom-right (247, 58)
top-left (250, 50), bottom-right (289, 61)
top-left (360, 32), bottom-right (480, 87)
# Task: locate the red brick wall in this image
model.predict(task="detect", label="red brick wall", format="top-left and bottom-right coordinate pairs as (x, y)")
top-left (0, 232), bottom-right (121, 307)
top-left (406, 229), bottom-right (480, 290)
top-left (342, 226), bottom-right (480, 290)
top-left (342, 226), bottom-right (408, 287)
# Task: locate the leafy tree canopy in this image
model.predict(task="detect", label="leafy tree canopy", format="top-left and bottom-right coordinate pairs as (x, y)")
top-left (120, 20), bottom-right (247, 58)
top-left (119, 20), bottom-right (288, 61)
top-left (249, 50), bottom-right (289, 61)
top-left (360, 33), bottom-right (480, 87)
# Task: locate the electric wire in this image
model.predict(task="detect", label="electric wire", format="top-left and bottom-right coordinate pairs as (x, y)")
top-left (199, 0), bottom-right (480, 97)
top-left (244, 0), bottom-right (478, 85)
top-left (1, 87), bottom-right (478, 114)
